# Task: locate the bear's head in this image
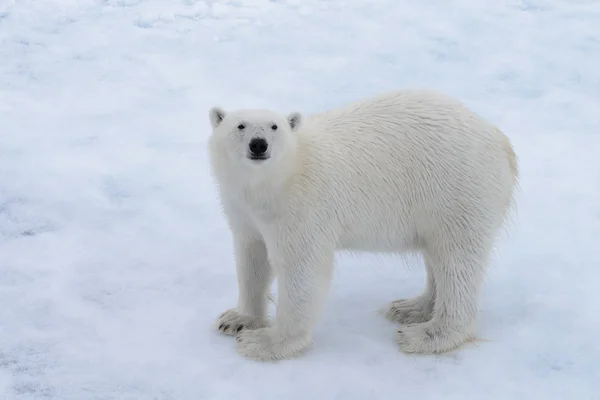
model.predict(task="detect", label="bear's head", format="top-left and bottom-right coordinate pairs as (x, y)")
top-left (207, 107), bottom-right (302, 182)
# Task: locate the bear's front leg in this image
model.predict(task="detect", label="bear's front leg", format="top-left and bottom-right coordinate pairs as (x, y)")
top-left (216, 234), bottom-right (272, 336)
top-left (235, 234), bottom-right (335, 361)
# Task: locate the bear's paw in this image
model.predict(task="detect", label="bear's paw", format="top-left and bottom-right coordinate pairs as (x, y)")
top-left (235, 327), bottom-right (312, 361)
top-left (215, 309), bottom-right (268, 336)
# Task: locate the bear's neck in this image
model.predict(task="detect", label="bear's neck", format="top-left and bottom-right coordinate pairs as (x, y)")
top-left (227, 150), bottom-right (301, 211)
top-left (250, 154), bottom-right (298, 196)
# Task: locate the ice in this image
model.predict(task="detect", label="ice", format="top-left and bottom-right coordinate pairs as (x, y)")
top-left (1, 0), bottom-right (599, 399)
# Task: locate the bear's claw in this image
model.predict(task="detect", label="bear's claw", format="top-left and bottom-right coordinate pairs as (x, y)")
top-left (215, 309), bottom-right (267, 336)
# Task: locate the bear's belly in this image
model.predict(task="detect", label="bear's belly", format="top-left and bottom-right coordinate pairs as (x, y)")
top-left (337, 225), bottom-right (420, 253)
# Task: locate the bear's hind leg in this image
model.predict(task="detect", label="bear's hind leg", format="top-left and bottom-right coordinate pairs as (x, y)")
top-left (395, 238), bottom-right (490, 354)
top-left (385, 254), bottom-right (435, 324)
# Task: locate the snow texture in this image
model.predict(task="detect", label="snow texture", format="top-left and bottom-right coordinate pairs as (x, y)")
top-left (1, 0), bottom-right (599, 399)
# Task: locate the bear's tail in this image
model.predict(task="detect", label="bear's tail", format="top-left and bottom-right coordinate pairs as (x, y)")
top-left (499, 129), bottom-right (519, 227)
top-left (502, 133), bottom-right (519, 186)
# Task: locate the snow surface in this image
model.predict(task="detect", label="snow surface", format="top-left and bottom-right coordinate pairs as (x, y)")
top-left (1, 0), bottom-right (599, 399)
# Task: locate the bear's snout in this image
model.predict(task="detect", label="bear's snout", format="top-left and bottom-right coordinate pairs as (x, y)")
top-left (248, 138), bottom-right (269, 159)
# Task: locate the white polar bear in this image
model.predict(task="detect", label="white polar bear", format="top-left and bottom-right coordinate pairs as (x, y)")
top-left (207, 89), bottom-right (518, 361)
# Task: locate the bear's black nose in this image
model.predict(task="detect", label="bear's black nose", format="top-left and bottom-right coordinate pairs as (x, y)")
top-left (248, 138), bottom-right (268, 156)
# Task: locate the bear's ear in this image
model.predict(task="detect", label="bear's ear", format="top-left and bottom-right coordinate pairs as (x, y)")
top-left (209, 107), bottom-right (227, 129)
top-left (287, 112), bottom-right (302, 132)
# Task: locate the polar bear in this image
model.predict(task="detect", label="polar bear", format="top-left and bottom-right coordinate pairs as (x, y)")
top-left (207, 89), bottom-right (518, 361)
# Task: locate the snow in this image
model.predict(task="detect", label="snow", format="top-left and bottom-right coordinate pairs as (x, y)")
top-left (1, 0), bottom-right (599, 398)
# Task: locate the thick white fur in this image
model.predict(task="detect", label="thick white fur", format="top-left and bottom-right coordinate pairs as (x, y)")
top-left (207, 89), bottom-right (518, 361)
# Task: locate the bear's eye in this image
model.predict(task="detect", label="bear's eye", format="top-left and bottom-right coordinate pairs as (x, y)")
top-left (271, 124), bottom-right (278, 131)
top-left (237, 123), bottom-right (246, 130)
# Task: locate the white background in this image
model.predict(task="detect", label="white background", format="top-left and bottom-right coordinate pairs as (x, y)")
top-left (1, 0), bottom-right (599, 399)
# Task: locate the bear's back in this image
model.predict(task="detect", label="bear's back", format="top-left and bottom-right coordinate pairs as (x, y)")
top-left (297, 89), bottom-right (507, 187)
